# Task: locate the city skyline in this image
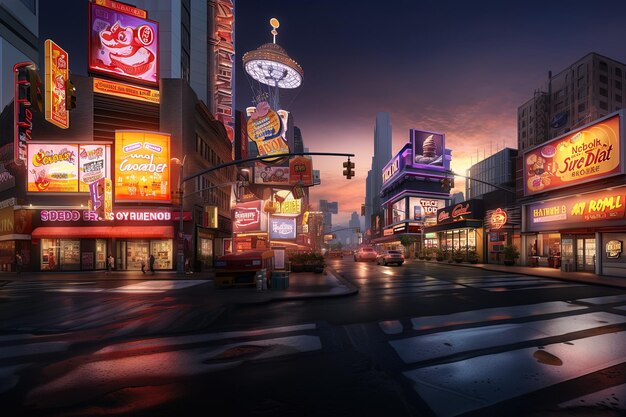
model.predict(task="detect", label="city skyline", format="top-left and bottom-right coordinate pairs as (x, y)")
top-left (234, 0), bottom-right (626, 225)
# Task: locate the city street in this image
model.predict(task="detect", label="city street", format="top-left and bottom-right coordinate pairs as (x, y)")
top-left (1, 259), bottom-right (625, 416)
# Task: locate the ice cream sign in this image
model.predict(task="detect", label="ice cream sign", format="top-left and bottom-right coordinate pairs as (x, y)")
top-left (523, 114), bottom-right (622, 196)
top-left (527, 188), bottom-right (626, 232)
top-left (89, 3), bottom-right (159, 85)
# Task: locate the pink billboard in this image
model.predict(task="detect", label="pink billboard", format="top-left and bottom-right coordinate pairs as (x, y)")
top-left (89, 3), bottom-right (159, 85)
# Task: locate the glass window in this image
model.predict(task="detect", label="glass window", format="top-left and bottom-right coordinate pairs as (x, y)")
top-left (616, 95), bottom-right (622, 103)
top-left (392, 199), bottom-right (406, 223)
top-left (578, 102), bottom-right (586, 112)
top-left (599, 74), bottom-right (608, 84)
top-left (599, 61), bottom-right (608, 72)
top-left (151, 240), bottom-right (173, 270)
top-left (616, 80), bottom-right (622, 90)
top-left (199, 237), bottom-right (213, 269)
top-left (96, 239), bottom-right (107, 269)
top-left (616, 67), bottom-right (623, 77)
top-left (600, 87), bottom-right (608, 97)
top-left (600, 101), bottom-right (608, 110)
top-left (126, 240), bottom-right (150, 270)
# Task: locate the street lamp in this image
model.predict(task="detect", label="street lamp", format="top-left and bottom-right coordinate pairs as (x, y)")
top-left (171, 156), bottom-right (187, 273)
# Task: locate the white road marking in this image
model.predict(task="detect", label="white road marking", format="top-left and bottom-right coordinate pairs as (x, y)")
top-left (404, 331), bottom-right (626, 417)
top-left (578, 294), bottom-right (626, 305)
top-left (392, 312), bottom-right (626, 364)
top-left (95, 323), bottom-right (317, 354)
top-left (484, 284), bottom-right (585, 292)
top-left (411, 301), bottom-right (586, 331)
top-left (379, 320), bottom-right (403, 335)
top-left (558, 383), bottom-right (626, 410)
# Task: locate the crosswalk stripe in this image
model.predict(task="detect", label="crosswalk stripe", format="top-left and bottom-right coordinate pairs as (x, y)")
top-left (392, 312), bottom-right (626, 364)
top-left (403, 330), bottom-right (626, 417)
top-left (410, 301), bottom-right (586, 331)
top-left (484, 284), bottom-right (586, 292)
top-left (558, 382), bottom-right (626, 409)
top-left (578, 294), bottom-right (626, 304)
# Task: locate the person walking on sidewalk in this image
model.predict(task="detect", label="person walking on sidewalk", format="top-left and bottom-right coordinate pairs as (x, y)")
top-left (15, 251), bottom-right (22, 275)
top-left (149, 254), bottom-right (155, 275)
top-left (106, 254), bottom-right (114, 274)
top-left (141, 257), bottom-right (146, 274)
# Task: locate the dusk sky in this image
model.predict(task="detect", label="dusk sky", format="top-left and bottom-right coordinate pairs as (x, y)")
top-left (40, 1), bottom-right (626, 227)
top-left (235, 0), bottom-right (626, 226)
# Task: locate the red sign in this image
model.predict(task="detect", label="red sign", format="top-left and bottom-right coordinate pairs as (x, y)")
top-left (89, 3), bottom-right (159, 85)
top-left (490, 208), bottom-right (507, 230)
top-left (523, 114), bottom-right (621, 195)
top-left (233, 200), bottom-right (262, 233)
top-left (289, 156), bottom-right (313, 185)
top-left (213, 0), bottom-right (234, 141)
top-left (437, 200), bottom-right (483, 225)
top-left (14, 62), bottom-right (35, 166)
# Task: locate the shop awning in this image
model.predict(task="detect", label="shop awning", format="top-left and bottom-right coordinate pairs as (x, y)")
top-left (31, 226), bottom-right (175, 239)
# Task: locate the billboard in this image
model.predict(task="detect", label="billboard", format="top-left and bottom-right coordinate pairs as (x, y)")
top-left (254, 164), bottom-right (290, 185)
top-left (523, 113), bottom-right (622, 196)
top-left (89, 3), bottom-right (159, 85)
top-left (28, 144), bottom-right (111, 193)
top-left (436, 200), bottom-right (484, 225)
top-left (270, 217), bottom-right (296, 240)
top-left (44, 40), bottom-right (69, 129)
top-left (526, 188), bottom-right (626, 232)
top-left (409, 197), bottom-right (446, 225)
top-left (412, 129), bottom-right (445, 167)
top-left (289, 156), bottom-right (313, 185)
top-left (213, 0), bottom-right (235, 141)
top-left (93, 78), bottom-right (160, 104)
top-left (114, 131), bottom-right (170, 202)
top-left (233, 200), bottom-right (262, 233)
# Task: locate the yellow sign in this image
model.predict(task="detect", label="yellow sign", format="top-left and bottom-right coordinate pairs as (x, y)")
top-left (278, 199), bottom-right (301, 215)
top-left (205, 206), bottom-right (218, 228)
top-left (44, 40), bottom-right (69, 129)
top-left (524, 114), bottom-right (621, 195)
top-left (93, 78), bottom-right (160, 104)
top-left (114, 131), bottom-right (170, 203)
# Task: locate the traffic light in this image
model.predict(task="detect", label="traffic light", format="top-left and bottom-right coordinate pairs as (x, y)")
top-left (343, 158), bottom-right (355, 179)
top-left (450, 178), bottom-right (455, 188)
top-left (440, 178), bottom-right (449, 189)
top-left (361, 203), bottom-right (366, 216)
top-left (27, 68), bottom-right (43, 113)
top-left (65, 77), bottom-right (76, 111)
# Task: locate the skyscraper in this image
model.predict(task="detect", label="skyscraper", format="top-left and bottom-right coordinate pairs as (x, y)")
top-left (364, 112), bottom-right (392, 234)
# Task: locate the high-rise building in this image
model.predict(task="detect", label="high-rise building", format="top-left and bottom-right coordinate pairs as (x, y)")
top-left (466, 148), bottom-right (517, 199)
top-left (0, 0), bottom-right (39, 111)
top-left (293, 126), bottom-right (304, 153)
top-left (518, 53), bottom-right (626, 153)
top-left (364, 112), bottom-right (392, 235)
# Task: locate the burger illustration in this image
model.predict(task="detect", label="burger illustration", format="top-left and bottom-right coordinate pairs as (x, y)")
top-left (98, 21), bottom-right (155, 77)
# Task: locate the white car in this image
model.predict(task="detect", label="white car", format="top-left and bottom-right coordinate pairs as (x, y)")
top-left (354, 247), bottom-right (377, 262)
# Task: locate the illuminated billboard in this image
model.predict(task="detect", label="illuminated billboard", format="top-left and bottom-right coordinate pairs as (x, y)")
top-left (409, 197), bottom-right (446, 225)
top-left (412, 129), bottom-right (445, 167)
top-left (44, 40), bottom-right (69, 129)
top-left (114, 131), bottom-right (170, 203)
top-left (233, 200), bottom-right (262, 233)
top-left (213, 0), bottom-right (234, 141)
top-left (89, 3), bottom-right (159, 85)
top-left (270, 217), bottom-right (296, 240)
top-left (523, 113), bottom-right (622, 196)
top-left (289, 156), bottom-right (313, 186)
top-left (28, 143), bottom-right (111, 193)
top-left (526, 187), bottom-right (626, 232)
top-left (246, 102), bottom-right (288, 158)
top-left (254, 164), bottom-right (290, 185)
top-left (93, 78), bottom-right (160, 104)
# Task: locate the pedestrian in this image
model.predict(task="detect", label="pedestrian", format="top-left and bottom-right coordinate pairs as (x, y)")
top-left (107, 254), bottom-right (114, 274)
top-left (15, 251), bottom-right (22, 275)
top-left (149, 254), bottom-right (155, 275)
top-left (185, 256), bottom-right (192, 274)
top-left (141, 257), bottom-right (146, 274)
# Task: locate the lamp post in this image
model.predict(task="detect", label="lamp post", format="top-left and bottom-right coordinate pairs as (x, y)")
top-left (171, 156), bottom-right (187, 273)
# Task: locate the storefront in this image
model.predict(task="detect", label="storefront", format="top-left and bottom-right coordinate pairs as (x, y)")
top-left (30, 208), bottom-right (176, 271)
top-left (484, 206), bottom-right (521, 265)
top-left (523, 187), bottom-right (626, 275)
top-left (426, 200), bottom-right (484, 261)
top-left (521, 110), bottom-right (626, 277)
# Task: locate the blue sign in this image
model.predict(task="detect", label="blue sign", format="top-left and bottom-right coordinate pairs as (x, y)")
top-left (270, 217), bottom-right (296, 240)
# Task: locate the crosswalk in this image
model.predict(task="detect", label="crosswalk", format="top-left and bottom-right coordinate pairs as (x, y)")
top-left (383, 295), bottom-right (626, 416)
top-left (0, 279), bottom-right (211, 294)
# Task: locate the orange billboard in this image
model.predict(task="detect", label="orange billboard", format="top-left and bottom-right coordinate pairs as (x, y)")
top-left (44, 40), bottom-right (68, 129)
top-left (523, 113), bottom-right (623, 196)
top-left (114, 131), bottom-right (170, 202)
top-left (93, 78), bottom-right (160, 104)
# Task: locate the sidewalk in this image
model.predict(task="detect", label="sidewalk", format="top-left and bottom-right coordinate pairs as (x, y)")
top-left (414, 259), bottom-right (626, 289)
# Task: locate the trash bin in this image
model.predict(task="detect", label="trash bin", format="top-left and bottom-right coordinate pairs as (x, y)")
top-left (271, 271), bottom-right (289, 290)
top-left (255, 268), bottom-right (267, 290)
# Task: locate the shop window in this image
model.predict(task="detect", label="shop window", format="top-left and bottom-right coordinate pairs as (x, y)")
top-left (41, 239), bottom-right (60, 271)
top-left (151, 240), bottom-right (173, 270)
top-left (96, 239), bottom-right (107, 269)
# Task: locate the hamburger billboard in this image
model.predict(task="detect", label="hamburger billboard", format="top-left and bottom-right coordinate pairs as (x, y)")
top-left (89, 3), bottom-right (159, 85)
top-left (523, 112), bottom-right (624, 196)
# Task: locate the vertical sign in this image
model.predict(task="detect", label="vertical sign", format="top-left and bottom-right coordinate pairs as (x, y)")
top-left (13, 62), bottom-right (34, 166)
top-left (44, 40), bottom-right (69, 129)
top-left (213, 0), bottom-right (235, 141)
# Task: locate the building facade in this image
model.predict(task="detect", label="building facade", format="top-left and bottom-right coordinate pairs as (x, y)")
top-left (518, 53), bottom-right (626, 153)
top-left (364, 112), bottom-right (392, 236)
top-left (466, 148), bottom-right (517, 199)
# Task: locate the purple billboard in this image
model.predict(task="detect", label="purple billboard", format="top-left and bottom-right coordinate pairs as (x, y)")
top-left (412, 129), bottom-right (445, 168)
top-left (270, 217), bottom-right (297, 240)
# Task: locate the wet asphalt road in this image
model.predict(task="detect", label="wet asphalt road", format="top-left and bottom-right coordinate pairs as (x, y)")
top-left (1, 258), bottom-right (626, 417)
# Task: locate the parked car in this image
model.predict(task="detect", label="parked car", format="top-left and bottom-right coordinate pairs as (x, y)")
top-left (354, 246), bottom-right (377, 262)
top-left (327, 250), bottom-right (343, 258)
top-left (376, 250), bottom-right (405, 266)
